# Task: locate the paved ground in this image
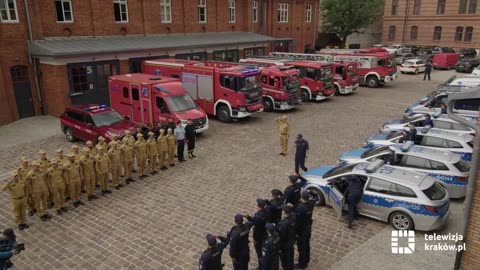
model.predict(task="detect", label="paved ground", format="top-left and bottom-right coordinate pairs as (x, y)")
top-left (0, 69), bottom-right (465, 269)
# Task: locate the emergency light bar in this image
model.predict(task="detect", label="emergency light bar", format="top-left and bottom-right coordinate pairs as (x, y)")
top-left (154, 86), bottom-right (170, 93)
top-left (84, 105), bottom-right (107, 111)
top-left (432, 111), bottom-right (442, 118)
top-left (364, 160), bottom-right (384, 173)
top-left (420, 126), bottom-right (431, 134)
top-left (400, 141), bottom-right (414, 152)
top-left (241, 68), bottom-right (259, 73)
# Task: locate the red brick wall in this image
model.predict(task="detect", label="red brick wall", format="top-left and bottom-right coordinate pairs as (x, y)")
top-left (39, 64), bottom-right (69, 117)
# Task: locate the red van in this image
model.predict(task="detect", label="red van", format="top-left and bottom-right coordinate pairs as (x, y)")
top-left (432, 53), bottom-right (459, 70)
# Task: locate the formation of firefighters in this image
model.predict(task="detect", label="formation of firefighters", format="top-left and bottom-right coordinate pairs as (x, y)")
top-left (1, 123), bottom-right (196, 230)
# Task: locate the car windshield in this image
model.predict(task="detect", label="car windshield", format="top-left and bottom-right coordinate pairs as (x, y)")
top-left (347, 65), bottom-right (357, 76)
top-left (239, 75), bottom-right (260, 91)
top-left (403, 61), bottom-right (417, 66)
top-left (400, 115), bottom-right (422, 124)
top-left (386, 130), bottom-right (402, 140)
top-left (323, 164), bottom-right (357, 179)
top-left (165, 94), bottom-right (197, 112)
top-left (361, 145), bottom-right (390, 158)
top-left (92, 111), bottom-right (124, 127)
top-left (454, 159), bottom-right (470, 172)
top-left (283, 75), bottom-right (300, 90)
top-left (422, 182), bottom-right (446, 200)
top-left (387, 58), bottom-right (395, 67)
top-left (320, 68), bottom-right (333, 81)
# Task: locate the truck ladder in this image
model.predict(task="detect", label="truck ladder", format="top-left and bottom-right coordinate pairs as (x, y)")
top-left (269, 52), bottom-right (334, 62)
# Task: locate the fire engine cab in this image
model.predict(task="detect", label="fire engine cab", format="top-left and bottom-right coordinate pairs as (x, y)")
top-left (108, 73), bottom-right (209, 133)
top-left (142, 59), bottom-right (264, 123)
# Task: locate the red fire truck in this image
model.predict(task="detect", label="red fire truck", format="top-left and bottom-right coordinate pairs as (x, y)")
top-left (317, 49), bottom-right (398, 88)
top-left (142, 59), bottom-right (264, 122)
top-left (108, 73), bottom-right (209, 133)
top-left (241, 56), bottom-right (354, 97)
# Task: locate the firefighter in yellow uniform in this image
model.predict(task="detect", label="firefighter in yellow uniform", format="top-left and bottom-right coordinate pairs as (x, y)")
top-left (27, 161), bottom-right (51, 221)
top-left (1, 171), bottom-right (29, 230)
top-left (83, 141), bottom-right (98, 187)
top-left (107, 134), bottom-right (119, 151)
top-left (63, 153), bottom-right (84, 208)
top-left (37, 150), bottom-right (53, 207)
top-left (55, 148), bottom-right (70, 201)
top-left (96, 136), bottom-right (108, 153)
top-left (134, 133), bottom-right (148, 178)
top-left (157, 129), bottom-right (169, 171)
top-left (95, 146), bottom-right (112, 195)
top-left (275, 115), bottom-right (290, 156)
top-left (108, 141), bottom-right (123, 189)
top-left (120, 134), bottom-right (136, 184)
top-left (18, 157), bottom-right (35, 216)
top-left (122, 130), bottom-right (135, 145)
top-left (46, 159), bottom-right (68, 215)
top-left (146, 132), bottom-right (158, 175)
top-left (166, 128), bottom-right (176, 167)
top-left (80, 148), bottom-right (98, 200)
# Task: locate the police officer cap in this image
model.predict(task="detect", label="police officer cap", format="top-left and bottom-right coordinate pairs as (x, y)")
top-left (38, 150), bottom-right (46, 155)
top-left (282, 204), bottom-right (293, 214)
top-left (2, 228), bottom-right (15, 241)
top-left (271, 189), bottom-right (283, 197)
top-left (56, 148), bottom-right (64, 153)
top-left (301, 191), bottom-right (310, 201)
top-left (234, 214), bottom-right (244, 224)
top-left (265, 223), bottom-right (276, 233)
top-left (206, 234), bottom-right (217, 246)
top-left (297, 134), bottom-right (303, 139)
top-left (288, 174), bottom-right (299, 183)
top-left (256, 199), bottom-right (266, 208)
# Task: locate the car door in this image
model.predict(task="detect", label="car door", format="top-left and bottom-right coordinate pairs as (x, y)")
top-left (361, 177), bottom-right (397, 220)
top-left (326, 178), bottom-right (346, 217)
top-left (418, 60), bottom-right (426, 72)
top-left (66, 111), bottom-right (87, 141)
top-left (83, 114), bottom-right (100, 142)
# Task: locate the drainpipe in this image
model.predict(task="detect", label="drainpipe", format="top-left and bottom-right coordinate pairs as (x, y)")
top-left (312, 1), bottom-right (318, 51)
top-left (23, 0), bottom-right (44, 114)
top-left (448, 90), bottom-right (480, 270)
top-left (402, 0), bottom-right (410, 43)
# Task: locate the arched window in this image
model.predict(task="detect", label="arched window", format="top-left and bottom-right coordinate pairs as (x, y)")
top-left (410, 26), bottom-right (418, 40)
top-left (455, 26), bottom-right (464, 41)
top-left (465, 26), bottom-right (474, 42)
top-left (433, 26), bottom-right (442, 41)
top-left (388, 26), bottom-right (396, 41)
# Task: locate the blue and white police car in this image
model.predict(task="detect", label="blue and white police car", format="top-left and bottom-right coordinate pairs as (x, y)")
top-left (337, 143), bottom-right (470, 198)
top-left (363, 127), bottom-right (474, 161)
top-left (302, 160), bottom-right (450, 231)
top-left (380, 113), bottom-right (475, 135)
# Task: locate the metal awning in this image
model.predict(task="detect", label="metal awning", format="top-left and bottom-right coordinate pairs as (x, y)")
top-left (28, 32), bottom-right (276, 57)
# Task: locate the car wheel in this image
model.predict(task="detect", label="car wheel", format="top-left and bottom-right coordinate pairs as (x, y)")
top-left (415, 69), bottom-right (419, 75)
top-left (263, 98), bottom-right (274, 112)
top-left (301, 89), bottom-right (310, 102)
top-left (307, 187), bottom-right (325, 206)
top-left (389, 211), bottom-right (414, 230)
top-left (334, 85), bottom-right (341, 95)
top-left (366, 76), bottom-right (379, 88)
top-left (216, 105), bottom-right (232, 123)
top-left (65, 127), bottom-right (76, 142)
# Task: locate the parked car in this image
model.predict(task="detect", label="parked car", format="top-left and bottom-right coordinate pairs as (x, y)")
top-left (402, 45), bottom-right (422, 55)
top-left (399, 59), bottom-right (426, 74)
top-left (386, 44), bottom-right (405, 55)
top-left (380, 113), bottom-right (476, 134)
top-left (60, 104), bottom-right (138, 143)
top-left (458, 48), bottom-right (478, 59)
top-left (373, 44), bottom-right (389, 48)
top-left (417, 47), bottom-right (434, 61)
top-left (301, 160), bottom-right (450, 231)
top-left (455, 58), bottom-right (480, 73)
top-left (432, 53), bottom-right (459, 70)
top-left (432, 47), bottom-right (455, 54)
top-left (395, 53), bottom-right (416, 65)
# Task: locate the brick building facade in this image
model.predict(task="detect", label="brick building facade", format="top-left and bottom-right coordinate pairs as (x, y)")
top-left (381, 0), bottom-right (480, 48)
top-left (0, 0), bottom-right (317, 125)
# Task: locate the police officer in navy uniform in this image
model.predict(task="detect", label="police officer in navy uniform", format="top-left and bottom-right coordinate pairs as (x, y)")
top-left (228, 214), bottom-right (253, 270)
top-left (199, 233), bottom-right (230, 270)
top-left (294, 191), bottom-right (318, 269)
top-left (283, 174), bottom-right (307, 206)
top-left (261, 223), bottom-right (280, 270)
top-left (164, 116), bottom-right (176, 136)
top-left (408, 123), bottom-right (417, 141)
top-left (344, 175), bottom-right (364, 229)
top-left (294, 134), bottom-right (309, 174)
top-left (277, 205), bottom-right (296, 270)
top-left (384, 149), bottom-right (397, 165)
top-left (441, 103), bottom-right (447, 114)
top-left (423, 114), bottom-right (433, 127)
top-left (398, 130), bottom-right (409, 144)
top-left (245, 199), bottom-right (269, 269)
top-left (265, 189), bottom-right (284, 224)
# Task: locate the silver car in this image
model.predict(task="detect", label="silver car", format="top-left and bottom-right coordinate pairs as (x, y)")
top-left (302, 160), bottom-right (450, 231)
top-left (337, 143), bottom-right (470, 198)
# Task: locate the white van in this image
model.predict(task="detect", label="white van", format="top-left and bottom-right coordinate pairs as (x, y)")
top-left (448, 77), bottom-right (480, 88)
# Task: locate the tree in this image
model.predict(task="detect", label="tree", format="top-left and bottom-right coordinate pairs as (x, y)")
top-left (320, 0), bottom-right (384, 48)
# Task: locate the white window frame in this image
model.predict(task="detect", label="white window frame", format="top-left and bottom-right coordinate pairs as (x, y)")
top-left (198, 0), bottom-right (207, 23)
top-left (160, 0), bottom-right (172, 23)
top-left (55, 0), bottom-right (74, 23)
top-left (305, 4), bottom-right (312, 22)
top-left (114, 0), bottom-right (128, 23)
top-left (228, 0), bottom-right (235, 23)
top-left (0, 0), bottom-right (19, 23)
top-left (253, 0), bottom-right (258, 23)
top-left (277, 3), bottom-right (288, 23)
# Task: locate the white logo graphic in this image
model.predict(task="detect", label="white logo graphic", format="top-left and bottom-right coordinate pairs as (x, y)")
top-left (391, 230), bottom-right (415, 254)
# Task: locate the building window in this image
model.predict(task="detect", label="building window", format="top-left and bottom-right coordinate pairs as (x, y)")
top-left (277, 3), bottom-right (288, 22)
top-left (198, 0), bottom-right (207, 23)
top-left (391, 0), bottom-right (398, 15)
top-left (413, 0), bottom-right (421, 15)
top-left (465, 26), bottom-right (474, 41)
top-left (410, 26), bottom-right (418, 40)
top-left (437, 0), bottom-right (446, 14)
top-left (253, 0), bottom-right (258, 23)
top-left (459, 0), bottom-right (468, 13)
top-left (0, 0), bottom-right (18, 22)
top-left (244, 47), bottom-right (265, 58)
top-left (433, 26), bottom-right (442, 41)
top-left (455, 26), bottom-right (464, 41)
top-left (305, 4), bottom-right (312, 22)
top-left (228, 0), bottom-right (235, 23)
top-left (160, 0), bottom-right (171, 23)
top-left (55, 0), bottom-right (73, 22)
top-left (213, 50), bottom-right (239, 62)
top-left (388, 26), bottom-right (396, 41)
top-left (175, 52), bottom-right (208, 61)
top-left (68, 62), bottom-right (118, 94)
top-left (469, 0), bottom-right (477, 13)
top-left (114, 0), bottom-right (128, 22)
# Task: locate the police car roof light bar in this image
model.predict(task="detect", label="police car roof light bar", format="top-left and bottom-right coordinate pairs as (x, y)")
top-left (420, 126), bottom-right (431, 134)
top-left (400, 141), bottom-right (414, 152)
top-left (432, 111), bottom-right (442, 119)
top-left (364, 159), bottom-right (384, 173)
top-left (84, 105), bottom-right (107, 111)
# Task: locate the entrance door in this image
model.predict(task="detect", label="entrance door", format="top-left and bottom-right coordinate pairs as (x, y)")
top-left (11, 66), bottom-right (34, 118)
top-left (130, 83), bottom-right (142, 123)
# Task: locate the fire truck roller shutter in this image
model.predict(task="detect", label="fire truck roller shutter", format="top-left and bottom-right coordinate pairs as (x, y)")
top-left (182, 73), bottom-right (199, 99)
top-left (197, 75), bottom-right (214, 101)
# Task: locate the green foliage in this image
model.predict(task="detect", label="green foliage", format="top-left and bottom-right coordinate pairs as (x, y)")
top-left (321, 0), bottom-right (384, 43)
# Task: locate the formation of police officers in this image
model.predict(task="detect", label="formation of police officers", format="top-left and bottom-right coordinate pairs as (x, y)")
top-left (199, 174), bottom-right (319, 270)
top-left (0, 118), bottom-right (197, 231)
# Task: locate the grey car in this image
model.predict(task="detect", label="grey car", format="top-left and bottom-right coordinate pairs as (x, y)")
top-left (396, 53), bottom-right (416, 65)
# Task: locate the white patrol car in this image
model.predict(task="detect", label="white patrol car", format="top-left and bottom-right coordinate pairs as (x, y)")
top-left (363, 127), bottom-right (474, 161)
top-left (302, 160), bottom-right (450, 231)
top-left (380, 112), bottom-right (476, 134)
top-left (337, 143), bottom-right (470, 198)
